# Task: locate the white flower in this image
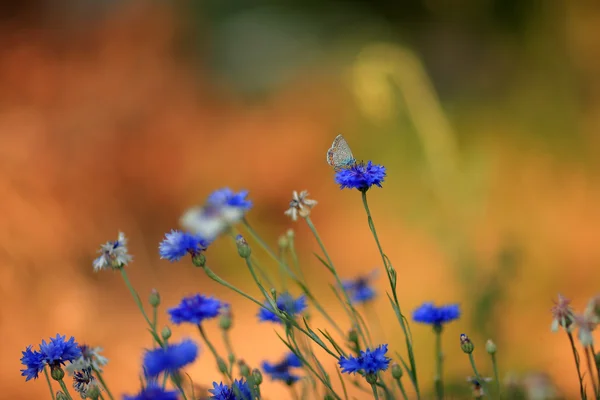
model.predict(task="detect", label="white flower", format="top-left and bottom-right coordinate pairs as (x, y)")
top-left (284, 190), bottom-right (318, 221)
top-left (66, 346), bottom-right (109, 375)
top-left (93, 232), bottom-right (132, 272)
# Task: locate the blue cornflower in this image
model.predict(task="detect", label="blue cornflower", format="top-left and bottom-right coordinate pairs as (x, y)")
top-left (159, 230), bottom-right (210, 262)
top-left (207, 188), bottom-right (252, 210)
top-left (262, 353), bottom-right (302, 385)
top-left (209, 379), bottom-right (252, 400)
top-left (93, 232), bottom-right (133, 272)
top-left (335, 161), bottom-right (386, 191)
top-left (257, 293), bottom-right (307, 324)
top-left (20, 346), bottom-right (45, 381)
top-left (39, 334), bottom-right (82, 367)
top-left (412, 302), bottom-right (461, 327)
top-left (339, 344), bottom-right (391, 376)
top-left (123, 383), bottom-right (179, 400)
top-left (342, 271), bottom-right (378, 304)
top-left (168, 294), bottom-right (225, 325)
top-left (143, 339), bottom-right (198, 377)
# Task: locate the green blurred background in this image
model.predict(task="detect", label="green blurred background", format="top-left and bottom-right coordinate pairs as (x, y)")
top-left (2, 1), bottom-right (599, 398)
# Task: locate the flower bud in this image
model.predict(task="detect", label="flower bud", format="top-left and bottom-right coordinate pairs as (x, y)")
top-left (252, 368), bottom-right (263, 385)
top-left (217, 357), bottom-right (228, 374)
top-left (149, 289), bottom-right (161, 307)
top-left (392, 363), bottom-right (403, 379)
top-left (365, 373), bottom-right (378, 384)
top-left (161, 326), bottom-right (172, 341)
top-left (238, 360), bottom-right (251, 378)
top-left (486, 339), bottom-right (497, 355)
top-left (286, 229), bottom-right (295, 240)
top-left (219, 305), bottom-right (233, 331)
top-left (236, 235), bottom-right (251, 258)
top-left (192, 253), bottom-right (206, 267)
top-left (56, 392), bottom-right (68, 400)
top-left (86, 384), bottom-right (101, 400)
top-left (460, 334), bottom-right (474, 354)
top-left (278, 235), bottom-right (289, 250)
top-left (51, 365), bottom-right (65, 381)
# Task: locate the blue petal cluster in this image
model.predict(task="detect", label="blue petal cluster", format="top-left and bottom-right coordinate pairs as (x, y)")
top-left (123, 383), bottom-right (179, 400)
top-left (334, 161), bottom-right (386, 191)
top-left (209, 379), bottom-right (252, 400)
top-left (20, 334), bottom-right (82, 381)
top-left (207, 188), bottom-right (253, 210)
top-left (262, 353), bottom-right (302, 385)
top-left (159, 230), bottom-right (210, 262)
top-left (143, 339), bottom-right (198, 377)
top-left (412, 302), bottom-right (461, 326)
top-left (342, 272), bottom-right (378, 304)
top-left (257, 293), bottom-right (307, 324)
top-left (168, 294), bottom-right (225, 325)
top-left (338, 344), bottom-right (391, 375)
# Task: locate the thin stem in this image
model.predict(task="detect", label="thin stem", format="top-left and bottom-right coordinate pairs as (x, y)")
top-left (197, 324), bottom-right (231, 381)
top-left (361, 191), bottom-right (420, 399)
top-left (567, 332), bottom-right (587, 400)
top-left (278, 247), bottom-right (289, 291)
top-left (93, 368), bottom-right (115, 400)
top-left (43, 367), bottom-right (56, 400)
top-left (395, 379), bottom-right (409, 400)
top-left (434, 328), bottom-right (443, 400)
top-left (57, 379), bottom-right (74, 400)
top-left (288, 237), bottom-right (307, 283)
top-left (490, 353), bottom-right (500, 400)
top-left (370, 383), bottom-right (380, 400)
top-left (222, 330), bottom-right (236, 375)
top-left (171, 374), bottom-right (189, 400)
top-left (467, 353), bottom-right (488, 396)
top-left (201, 265), bottom-right (266, 310)
top-left (593, 343), bottom-right (600, 399)
top-left (585, 346), bottom-right (599, 398)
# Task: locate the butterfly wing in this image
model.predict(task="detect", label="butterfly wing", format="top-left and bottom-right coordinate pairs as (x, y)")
top-left (327, 135), bottom-right (355, 169)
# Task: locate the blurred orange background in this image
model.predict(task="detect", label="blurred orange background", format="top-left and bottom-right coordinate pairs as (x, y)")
top-left (3, 1), bottom-right (600, 399)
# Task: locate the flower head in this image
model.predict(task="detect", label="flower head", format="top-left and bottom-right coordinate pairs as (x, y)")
top-left (262, 353), bottom-right (303, 385)
top-left (573, 312), bottom-right (597, 346)
top-left (123, 383), bottom-right (179, 400)
top-left (338, 344), bottom-right (391, 376)
top-left (412, 302), bottom-right (460, 327)
top-left (586, 294), bottom-right (600, 324)
top-left (181, 188), bottom-right (252, 241)
top-left (39, 334), bottom-right (82, 367)
top-left (93, 232), bottom-right (133, 271)
top-left (20, 346), bottom-right (45, 381)
top-left (257, 293), bottom-right (307, 324)
top-left (334, 161), bottom-right (386, 191)
top-left (284, 190), bottom-right (318, 221)
top-left (73, 367), bottom-right (101, 399)
top-left (168, 294), bottom-right (225, 325)
top-left (467, 376), bottom-right (493, 397)
top-left (143, 339), bottom-right (198, 377)
top-left (342, 270), bottom-right (378, 304)
top-left (66, 345), bottom-right (108, 375)
top-left (209, 379), bottom-right (252, 400)
top-left (159, 230), bottom-right (210, 262)
top-left (551, 294), bottom-right (574, 332)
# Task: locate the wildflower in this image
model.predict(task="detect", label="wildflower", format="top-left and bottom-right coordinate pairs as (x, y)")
top-left (209, 379), bottom-right (252, 400)
top-left (40, 334), bottom-right (82, 367)
top-left (73, 367), bottom-right (101, 399)
top-left (467, 376), bottom-right (493, 397)
top-left (334, 161), bottom-right (386, 191)
top-left (123, 383), bottom-right (179, 400)
top-left (338, 344), bottom-right (391, 376)
top-left (261, 353), bottom-right (303, 385)
top-left (65, 345), bottom-right (108, 376)
top-left (143, 339), bottom-right (198, 377)
top-left (257, 293), bottom-right (307, 324)
top-left (93, 232), bottom-right (133, 271)
top-left (168, 294), bottom-right (225, 325)
top-left (585, 294), bottom-right (600, 324)
top-left (20, 346), bottom-right (45, 381)
top-left (159, 230), bottom-right (210, 262)
top-left (284, 190), bottom-right (318, 221)
top-left (572, 312), bottom-right (597, 346)
top-left (412, 302), bottom-right (460, 328)
top-left (342, 270), bottom-right (378, 304)
top-left (551, 294), bottom-right (574, 332)
top-left (235, 234), bottom-right (251, 258)
top-left (181, 188), bottom-right (252, 241)
top-left (460, 334), bottom-right (474, 354)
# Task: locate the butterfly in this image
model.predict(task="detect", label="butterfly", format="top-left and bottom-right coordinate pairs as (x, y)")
top-left (326, 135), bottom-right (356, 170)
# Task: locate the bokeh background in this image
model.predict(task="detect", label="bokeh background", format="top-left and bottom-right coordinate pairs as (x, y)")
top-left (3, 1), bottom-right (600, 399)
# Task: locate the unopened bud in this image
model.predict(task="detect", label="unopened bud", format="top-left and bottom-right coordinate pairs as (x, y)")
top-left (149, 289), bottom-right (161, 307)
top-left (56, 392), bottom-right (68, 400)
top-left (286, 229), bottom-right (295, 240)
top-left (460, 334), bottom-right (474, 354)
top-left (50, 365), bottom-right (64, 381)
top-left (192, 253), bottom-right (206, 267)
top-left (161, 326), bottom-right (172, 340)
top-left (217, 357), bottom-right (228, 374)
top-left (365, 373), bottom-right (378, 384)
top-left (236, 235), bottom-right (251, 258)
top-left (252, 368), bottom-right (263, 385)
top-left (86, 384), bottom-right (101, 400)
top-left (238, 360), bottom-right (251, 378)
top-left (278, 235), bottom-right (289, 249)
top-left (392, 363), bottom-right (403, 379)
top-left (486, 339), bottom-right (497, 355)
top-left (219, 305), bottom-right (233, 331)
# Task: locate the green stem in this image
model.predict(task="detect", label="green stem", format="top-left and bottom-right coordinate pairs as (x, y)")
top-left (222, 330), bottom-right (236, 375)
top-left (370, 383), bottom-right (380, 400)
top-left (171, 374), bottom-right (189, 400)
top-left (468, 353), bottom-right (487, 396)
top-left (304, 216), bottom-right (370, 348)
top-left (567, 331), bottom-right (587, 400)
top-left (119, 269), bottom-right (163, 347)
top-left (278, 248), bottom-right (289, 291)
top-left (288, 236), bottom-right (307, 283)
top-left (361, 190), bottom-right (420, 399)
top-left (201, 264), bottom-right (266, 310)
top-left (197, 324), bottom-right (231, 381)
top-left (434, 328), bottom-right (443, 400)
top-left (92, 368), bottom-right (115, 400)
top-left (57, 379), bottom-right (74, 400)
top-left (585, 346), bottom-right (599, 399)
top-left (593, 343), bottom-right (600, 400)
top-left (43, 367), bottom-right (56, 400)
top-left (490, 353), bottom-right (500, 400)
top-left (395, 379), bottom-right (409, 400)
